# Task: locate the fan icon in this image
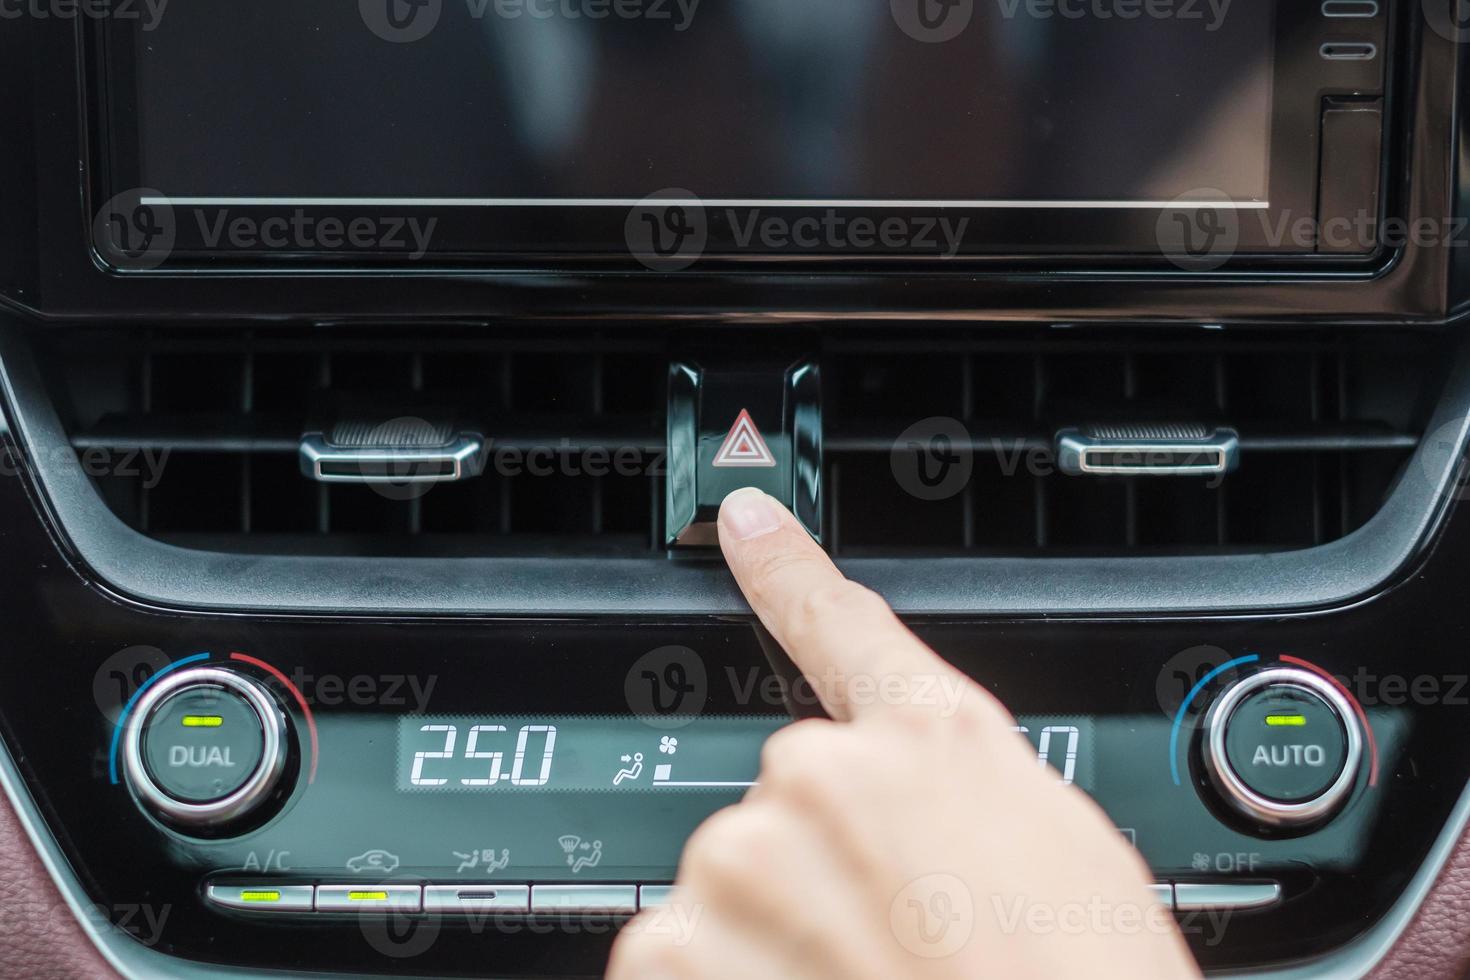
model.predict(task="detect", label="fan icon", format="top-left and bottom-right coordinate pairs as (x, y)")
top-left (659, 736), bottom-right (679, 755)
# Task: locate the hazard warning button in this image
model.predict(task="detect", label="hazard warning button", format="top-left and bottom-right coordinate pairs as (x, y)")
top-left (666, 358), bottom-right (821, 546)
top-left (712, 409), bottom-right (778, 469)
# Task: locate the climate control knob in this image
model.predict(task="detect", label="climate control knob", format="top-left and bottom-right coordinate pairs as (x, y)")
top-left (122, 666), bottom-right (290, 832)
top-left (1202, 667), bottom-right (1362, 830)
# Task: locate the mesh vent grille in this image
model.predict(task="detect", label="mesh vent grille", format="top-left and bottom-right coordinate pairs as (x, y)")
top-left (35, 327), bottom-right (1444, 559)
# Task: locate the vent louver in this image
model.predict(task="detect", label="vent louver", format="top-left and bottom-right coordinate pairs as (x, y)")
top-left (35, 327), bottom-right (1443, 559)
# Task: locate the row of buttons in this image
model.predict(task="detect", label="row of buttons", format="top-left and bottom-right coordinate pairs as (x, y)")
top-left (209, 880), bottom-right (1276, 915)
top-left (207, 882), bottom-right (674, 915)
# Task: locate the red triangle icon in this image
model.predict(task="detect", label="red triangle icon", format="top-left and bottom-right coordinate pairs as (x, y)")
top-left (712, 408), bottom-right (777, 468)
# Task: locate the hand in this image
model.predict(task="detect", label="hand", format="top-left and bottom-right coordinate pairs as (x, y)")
top-left (608, 488), bottom-right (1199, 980)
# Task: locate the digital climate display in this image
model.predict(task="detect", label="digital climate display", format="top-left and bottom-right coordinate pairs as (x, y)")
top-left (398, 715), bottom-right (1095, 794)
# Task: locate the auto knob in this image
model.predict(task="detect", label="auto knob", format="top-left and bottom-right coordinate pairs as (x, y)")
top-left (1201, 667), bottom-right (1363, 829)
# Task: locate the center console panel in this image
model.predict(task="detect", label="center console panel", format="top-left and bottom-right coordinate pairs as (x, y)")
top-left (0, 429), bottom-right (1465, 974)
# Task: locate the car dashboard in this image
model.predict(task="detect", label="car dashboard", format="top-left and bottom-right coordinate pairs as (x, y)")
top-left (3, 1), bottom-right (1470, 977)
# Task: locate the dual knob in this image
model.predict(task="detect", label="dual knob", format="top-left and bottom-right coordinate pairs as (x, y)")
top-left (121, 667), bottom-right (293, 832)
top-left (1202, 667), bottom-right (1364, 830)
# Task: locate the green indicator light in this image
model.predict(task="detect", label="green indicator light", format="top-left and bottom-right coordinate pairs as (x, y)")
top-left (1265, 714), bottom-right (1307, 727)
top-left (348, 891), bottom-right (389, 902)
top-left (239, 891), bottom-right (280, 903)
top-left (181, 715), bottom-right (223, 728)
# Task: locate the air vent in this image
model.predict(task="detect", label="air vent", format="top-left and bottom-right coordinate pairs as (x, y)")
top-left (41, 328), bottom-right (668, 557)
top-left (824, 332), bottom-right (1441, 555)
top-left (32, 327), bottom-right (1445, 559)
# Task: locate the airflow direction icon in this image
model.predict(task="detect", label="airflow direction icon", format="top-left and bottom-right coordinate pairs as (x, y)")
top-left (712, 409), bottom-right (777, 468)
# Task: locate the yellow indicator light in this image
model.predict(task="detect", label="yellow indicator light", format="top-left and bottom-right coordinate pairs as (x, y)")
top-left (239, 891), bottom-right (281, 903)
top-left (348, 891), bottom-right (389, 902)
top-left (181, 715), bottom-right (223, 728)
top-left (1265, 714), bottom-right (1307, 727)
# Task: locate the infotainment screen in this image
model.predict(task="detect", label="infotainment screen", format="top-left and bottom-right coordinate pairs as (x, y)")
top-left (90, 1), bottom-right (1378, 265)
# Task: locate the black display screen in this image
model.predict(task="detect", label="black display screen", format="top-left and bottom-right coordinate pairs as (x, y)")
top-left (93, 1), bottom-right (1327, 262)
top-left (114, 1), bottom-right (1273, 206)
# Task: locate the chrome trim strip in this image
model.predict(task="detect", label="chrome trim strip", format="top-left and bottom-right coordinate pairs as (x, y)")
top-left (1321, 0), bottom-right (1379, 16)
top-left (424, 884), bottom-right (531, 913)
top-left (1056, 427), bottom-right (1241, 477)
top-left (314, 885), bottom-right (423, 913)
top-left (298, 433), bottom-right (483, 485)
top-left (1174, 882), bottom-right (1283, 912)
top-left (206, 884), bottom-right (315, 913)
top-left (1320, 42), bottom-right (1379, 61)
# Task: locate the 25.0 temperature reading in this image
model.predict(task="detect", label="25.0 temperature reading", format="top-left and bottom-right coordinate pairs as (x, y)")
top-left (410, 724), bottom-right (558, 787)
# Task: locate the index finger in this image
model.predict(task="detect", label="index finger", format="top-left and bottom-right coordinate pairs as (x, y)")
top-left (717, 487), bottom-right (973, 721)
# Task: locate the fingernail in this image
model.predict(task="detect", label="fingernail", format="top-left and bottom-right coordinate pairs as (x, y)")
top-left (721, 488), bottom-right (783, 541)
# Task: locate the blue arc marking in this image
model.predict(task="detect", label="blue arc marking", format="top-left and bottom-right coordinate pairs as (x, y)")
top-left (1169, 654), bottom-right (1259, 786)
top-left (108, 652), bottom-right (212, 784)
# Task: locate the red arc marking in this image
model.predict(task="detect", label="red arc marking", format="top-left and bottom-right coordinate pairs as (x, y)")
top-left (230, 652), bottom-right (319, 785)
top-left (1278, 654), bottom-right (1379, 787)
